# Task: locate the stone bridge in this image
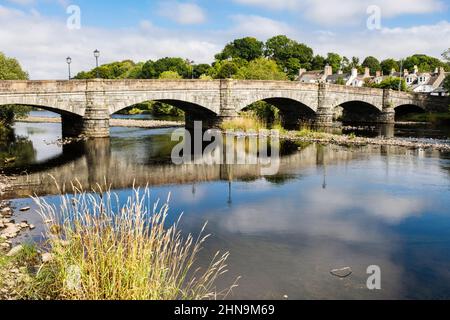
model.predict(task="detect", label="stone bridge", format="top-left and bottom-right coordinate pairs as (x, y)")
top-left (0, 79), bottom-right (448, 137)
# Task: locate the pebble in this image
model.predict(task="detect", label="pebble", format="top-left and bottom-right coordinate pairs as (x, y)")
top-left (6, 245), bottom-right (24, 257)
top-left (19, 207), bottom-right (31, 212)
top-left (330, 267), bottom-right (353, 278)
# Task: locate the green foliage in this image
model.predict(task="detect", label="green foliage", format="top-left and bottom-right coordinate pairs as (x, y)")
top-left (367, 77), bottom-right (407, 91)
top-left (141, 57), bottom-right (190, 79)
top-left (380, 59), bottom-right (399, 75)
top-left (325, 53), bottom-right (342, 73)
top-left (234, 58), bottom-right (287, 80)
top-left (74, 60), bottom-right (140, 79)
top-left (158, 71), bottom-right (182, 79)
top-left (402, 54), bottom-right (450, 73)
top-left (0, 52), bottom-right (30, 127)
top-left (0, 131), bottom-right (36, 167)
top-left (193, 64), bottom-right (212, 79)
top-left (264, 35), bottom-right (313, 79)
top-left (0, 52), bottom-right (28, 80)
top-left (443, 74), bottom-right (450, 92)
top-left (311, 55), bottom-right (326, 71)
top-left (362, 56), bottom-right (381, 75)
top-left (336, 76), bottom-right (346, 85)
top-left (215, 37), bottom-right (264, 61)
top-left (244, 101), bottom-right (280, 124)
top-left (208, 59), bottom-right (245, 79)
top-left (341, 56), bottom-right (361, 73)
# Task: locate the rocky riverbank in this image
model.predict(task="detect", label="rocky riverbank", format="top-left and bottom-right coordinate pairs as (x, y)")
top-left (18, 116), bottom-right (184, 129)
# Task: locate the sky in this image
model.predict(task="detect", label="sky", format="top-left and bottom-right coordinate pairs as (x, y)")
top-left (0, 0), bottom-right (449, 79)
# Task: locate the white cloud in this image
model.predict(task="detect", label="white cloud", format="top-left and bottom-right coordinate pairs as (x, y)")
top-left (0, 5), bottom-right (218, 79)
top-left (234, 0), bottom-right (445, 26)
top-left (228, 15), bottom-right (293, 39)
top-left (158, 1), bottom-right (206, 25)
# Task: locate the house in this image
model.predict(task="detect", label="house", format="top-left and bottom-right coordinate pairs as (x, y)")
top-left (298, 65), bottom-right (333, 83)
top-left (410, 67), bottom-right (446, 93)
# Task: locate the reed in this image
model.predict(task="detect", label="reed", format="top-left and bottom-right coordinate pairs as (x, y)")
top-left (30, 181), bottom-right (238, 300)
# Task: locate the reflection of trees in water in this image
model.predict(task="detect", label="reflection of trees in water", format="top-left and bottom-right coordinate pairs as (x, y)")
top-left (0, 129), bottom-right (36, 167)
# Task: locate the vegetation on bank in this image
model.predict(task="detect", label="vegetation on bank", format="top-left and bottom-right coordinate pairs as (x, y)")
top-left (397, 111), bottom-right (450, 125)
top-left (1, 185), bottom-right (237, 300)
top-left (0, 52), bottom-right (31, 131)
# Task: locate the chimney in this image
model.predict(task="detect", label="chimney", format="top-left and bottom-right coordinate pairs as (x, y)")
top-left (324, 65), bottom-right (333, 77)
top-left (434, 67), bottom-right (439, 74)
top-left (439, 67), bottom-right (445, 75)
top-left (299, 68), bottom-right (307, 77)
top-left (404, 69), bottom-right (409, 76)
top-left (351, 68), bottom-right (358, 77)
top-left (364, 67), bottom-right (370, 78)
top-left (338, 69), bottom-right (343, 75)
top-left (391, 68), bottom-right (396, 76)
top-left (376, 70), bottom-right (381, 77)
top-left (413, 65), bottom-right (419, 74)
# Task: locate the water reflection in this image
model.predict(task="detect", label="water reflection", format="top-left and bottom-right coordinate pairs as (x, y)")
top-left (2, 121), bottom-right (450, 299)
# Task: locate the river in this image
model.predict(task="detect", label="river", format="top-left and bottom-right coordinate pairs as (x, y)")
top-left (1, 117), bottom-right (450, 300)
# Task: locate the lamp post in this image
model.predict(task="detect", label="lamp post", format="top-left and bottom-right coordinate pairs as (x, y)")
top-left (94, 49), bottom-right (100, 78)
top-left (66, 57), bottom-right (72, 80)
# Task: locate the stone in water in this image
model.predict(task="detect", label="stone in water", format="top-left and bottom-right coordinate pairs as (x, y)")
top-left (331, 267), bottom-right (352, 278)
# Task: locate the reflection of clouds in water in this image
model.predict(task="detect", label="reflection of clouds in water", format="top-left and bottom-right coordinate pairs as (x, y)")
top-left (221, 188), bottom-right (425, 242)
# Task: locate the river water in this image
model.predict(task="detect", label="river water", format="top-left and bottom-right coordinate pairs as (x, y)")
top-left (1, 118), bottom-right (450, 300)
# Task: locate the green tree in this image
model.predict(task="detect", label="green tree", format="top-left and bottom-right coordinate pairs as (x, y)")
top-left (443, 48), bottom-right (450, 62)
top-left (264, 35), bottom-right (313, 79)
top-left (159, 71), bottom-right (182, 79)
top-left (215, 37), bottom-right (264, 62)
top-left (140, 57), bottom-right (190, 79)
top-left (193, 64), bottom-right (212, 79)
top-left (235, 58), bottom-right (288, 80)
top-left (325, 53), bottom-right (342, 73)
top-left (368, 77), bottom-right (407, 91)
top-left (311, 55), bottom-right (326, 71)
top-left (208, 60), bottom-right (243, 79)
top-left (0, 52), bottom-right (30, 128)
top-left (342, 56), bottom-right (360, 73)
top-left (362, 56), bottom-right (381, 75)
top-left (380, 59), bottom-right (399, 75)
top-left (444, 74), bottom-right (450, 92)
top-left (74, 60), bottom-right (140, 79)
top-left (403, 54), bottom-right (449, 73)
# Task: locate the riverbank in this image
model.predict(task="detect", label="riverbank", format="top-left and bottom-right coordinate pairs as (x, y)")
top-left (18, 116), bottom-right (184, 129)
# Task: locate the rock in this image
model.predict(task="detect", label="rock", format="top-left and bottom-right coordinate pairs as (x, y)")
top-left (29, 224), bottom-right (35, 230)
top-left (2, 224), bottom-right (20, 236)
top-left (6, 245), bottom-right (24, 257)
top-left (0, 242), bottom-right (11, 251)
top-left (331, 267), bottom-right (353, 278)
top-left (41, 252), bottom-right (54, 263)
top-left (19, 222), bottom-right (28, 229)
top-left (19, 207), bottom-right (31, 212)
top-left (0, 207), bottom-right (12, 215)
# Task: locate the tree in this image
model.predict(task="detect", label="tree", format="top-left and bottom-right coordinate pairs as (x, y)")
top-left (264, 35), bottom-right (313, 78)
top-left (380, 59), bottom-right (399, 75)
top-left (208, 60), bottom-right (242, 79)
top-left (234, 58), bottom-right (287, 80)
top-left (443, 49), bottom-right (450, 62)
top-left (368, 77), bottom-right (407, 91)
top-left (325, 53), bottom-right (342, 73)
top-left (0, 52), bottom-right (30, 128)
top-left (403, 54), bottom-right (450, 73)
top-left (74, 60), bottom-right (140, 79)
top-left (362, 56), bottom-right (381, 75)
top-left (311, 55), bottom-right (326, 71)
top-left (342, 56), bottom-right (361, 73)
top-left (444, 74), bottom-right (450, 92)
top-left (140, 57), bottom-right (190, 79)
top-left (159, 71), bottom-right (182, 79)
top-left (193, 64), bottom-right (212, 79)
top-left (215, 37), bottom-right (264, 62)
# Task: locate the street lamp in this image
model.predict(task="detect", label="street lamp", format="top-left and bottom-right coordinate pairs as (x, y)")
top-left (94, 49), bottom-right (100, 78)
top-left (66, 57), bottom-right (72, 80)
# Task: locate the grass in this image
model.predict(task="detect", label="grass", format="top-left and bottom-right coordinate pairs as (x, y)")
top-left (220, 112), bottom-right (267, 131)
top-left (398, 112), bottom-right (450, 124)
top-left (29, 182), bottom-right (237, 300)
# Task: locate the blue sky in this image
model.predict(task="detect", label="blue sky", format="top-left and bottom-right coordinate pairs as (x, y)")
top-left (0, 0), bottom-right (449, 79)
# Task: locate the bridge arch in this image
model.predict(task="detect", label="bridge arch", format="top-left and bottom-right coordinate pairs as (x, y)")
top-left (333, 100), bottom-right (382, 123)
top-left (394, 104), bottom-right (427, 121)
top-left (110, 98), bottom-right (220, 129)
top-left (238, 97), bottom-right (317, 129)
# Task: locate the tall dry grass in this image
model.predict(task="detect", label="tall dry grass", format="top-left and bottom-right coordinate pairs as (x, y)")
top-left (30, 181), bottom-right (238, 300)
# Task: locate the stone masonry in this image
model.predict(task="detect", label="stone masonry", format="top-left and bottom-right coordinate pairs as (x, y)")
top-left (0, 79), bottom-right (448, 137)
